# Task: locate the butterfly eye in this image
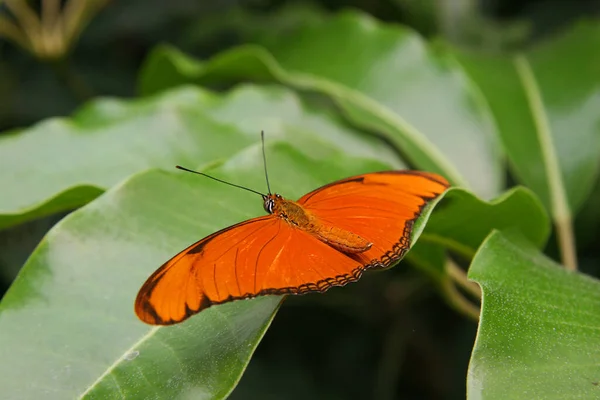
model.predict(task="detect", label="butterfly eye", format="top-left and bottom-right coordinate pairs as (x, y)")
top-left (263, 198), bottom-right (275, 214)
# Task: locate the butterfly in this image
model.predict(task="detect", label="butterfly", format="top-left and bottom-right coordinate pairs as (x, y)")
top-left (135, 142), bottom-right (449, 325)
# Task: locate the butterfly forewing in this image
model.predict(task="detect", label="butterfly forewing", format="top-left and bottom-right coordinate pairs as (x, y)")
top-left (135, 216), bottom-right (365, 325)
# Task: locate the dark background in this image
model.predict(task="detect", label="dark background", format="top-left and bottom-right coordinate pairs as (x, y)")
top-left (1, 1), bottom-right (599, 399)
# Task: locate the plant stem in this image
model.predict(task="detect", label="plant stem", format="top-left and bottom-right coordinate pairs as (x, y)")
top-left (439, 276), bottom-right (480, 321)
top-left (0, 15), bottom-right (31, 50)
top-left (4, 0), bottom-right (41, 48)
top-left (555, 215), bottom-right (578, 271)
top-left (514, 55), bottom-right (578, 271)
top-left (418, 233), bottom-right (476, 260)
top-left (445, 258), bottom-right (481, 299)
top-left (63, 0), bottom-right (110, 45)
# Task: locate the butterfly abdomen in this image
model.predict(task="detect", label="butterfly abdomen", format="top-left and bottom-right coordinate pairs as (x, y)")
top-left (275, 197), bottom-right (371, 254)
top-left (309, 222), bottom-right (372, 254)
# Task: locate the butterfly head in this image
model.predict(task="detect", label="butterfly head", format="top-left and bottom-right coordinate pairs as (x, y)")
top-left (263, 193), bottom-right (283, 214)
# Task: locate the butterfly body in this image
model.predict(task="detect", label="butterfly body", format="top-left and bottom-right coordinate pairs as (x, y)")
top-left (263, 193), bottom-right (373, 254)
top-left (135, 170), bottom-right (449, 325)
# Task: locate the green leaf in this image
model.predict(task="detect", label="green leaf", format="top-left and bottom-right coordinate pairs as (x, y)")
top-left (0, 167), bottom-right (283, 400)
top-left (429, 187), bottom-right (549, 250)
top-left (409, 186), bottom-right (550, 280)
top-left (138, 11), bottom-right (503, 198)
top-left (0, 143), bottom-right (441, 399)
top-left (0, 84), bottom-right (401, 230)
top-left (453, 22), bottom-right (600, 216)
top-left (467, 231), bottom-right (600, 399)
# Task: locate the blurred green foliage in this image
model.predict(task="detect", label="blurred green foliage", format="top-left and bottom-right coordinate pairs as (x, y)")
top-left (0, 1), bottom-right (599, 399)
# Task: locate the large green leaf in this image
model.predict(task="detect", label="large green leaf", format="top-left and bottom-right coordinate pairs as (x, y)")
top-left (138, 11), bottom-right (502, 198)
top-left (0, 84), bottom-right (400, 231)
top-left (468, 231), bottom-right (600, 399)
top-left (410, 186), bottom-right (550, 280)
top-left (428, 187), bottom-right (549, 251)
top-left (453, 22), bottom-right (600, 217)
top-left (0, 142), bottom-right (441, 399)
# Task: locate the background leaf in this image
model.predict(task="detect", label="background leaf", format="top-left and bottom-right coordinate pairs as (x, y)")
top-left (0, 84), bottom-right (400, 230)
top-left (138, 11), bottom-right (503, 198)
top-left (410, 186), bottom-right (550, 280)
top-left (453, 22), bottom-right (600, 215)
top-left (468, 231), bottom-right (600, 399)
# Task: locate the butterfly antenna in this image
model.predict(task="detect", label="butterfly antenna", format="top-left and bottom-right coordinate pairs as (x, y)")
top-left (261, 130), bottom-right (272, 194)
top-left (175, 166), bottom-right (266, 197)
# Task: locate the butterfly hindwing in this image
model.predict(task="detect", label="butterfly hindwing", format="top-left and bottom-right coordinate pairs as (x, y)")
top-left (297, 171), bottom-right (449, 269)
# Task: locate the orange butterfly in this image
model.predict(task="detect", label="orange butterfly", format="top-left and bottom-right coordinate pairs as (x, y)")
top-left (135, 142), bottom-right (449, 325)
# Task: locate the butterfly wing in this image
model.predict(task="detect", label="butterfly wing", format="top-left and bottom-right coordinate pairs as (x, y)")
top-left (135, 215), bottom-right (367, 325)
top-left (297, 171), bottom-right (449, 269)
